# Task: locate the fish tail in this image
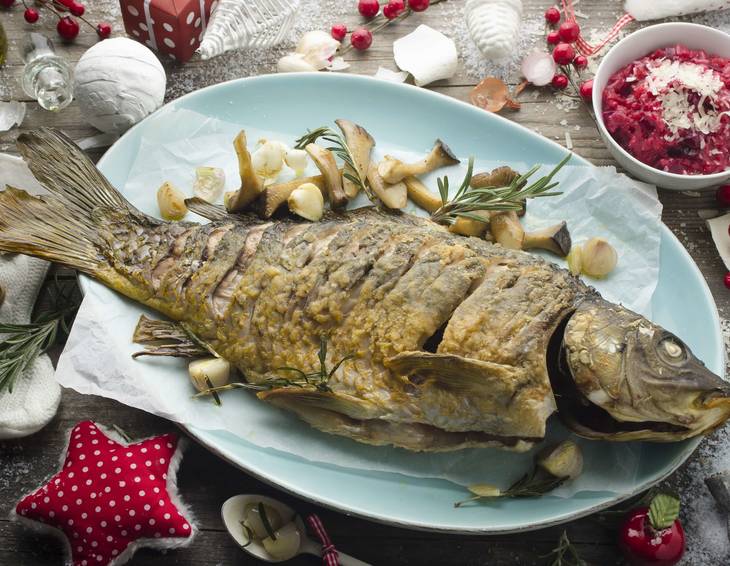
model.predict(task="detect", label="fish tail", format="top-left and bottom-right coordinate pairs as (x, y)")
top-left (0, 128), bottom-right (146, 274)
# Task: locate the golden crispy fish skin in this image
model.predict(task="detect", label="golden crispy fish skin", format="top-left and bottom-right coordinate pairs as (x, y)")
top-left (2, 128), bottom-right (730, 453)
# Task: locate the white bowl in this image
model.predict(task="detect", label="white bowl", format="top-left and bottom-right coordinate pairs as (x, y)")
top-left (592, 22), bottom-right (730, 191)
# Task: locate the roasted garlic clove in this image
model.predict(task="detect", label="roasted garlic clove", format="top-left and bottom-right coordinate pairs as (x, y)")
top-left (287, 182), bottom-right (325, 222)
top-left (157, 181), bottom-right (188, 221)
top-left (537, 440), bottom-right (584, 480)
top-left (188, 357), bottom-right (231, 392)
top-left (580, 237), bottom-right (617, 278)
top-left (284, 148), bottom-right (309, 177)
top-left (193, 166), bottom-right (226, 203)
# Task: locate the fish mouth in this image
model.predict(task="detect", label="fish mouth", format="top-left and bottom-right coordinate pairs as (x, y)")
top-left (546, 314), bottom-right (692, 441)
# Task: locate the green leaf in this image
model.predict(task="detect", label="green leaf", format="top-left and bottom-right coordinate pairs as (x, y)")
top-left (648, 492), bottom-right (680, 530)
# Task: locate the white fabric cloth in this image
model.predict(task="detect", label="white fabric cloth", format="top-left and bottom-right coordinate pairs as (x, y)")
top-left (0, 154), bottom-right (60, 439)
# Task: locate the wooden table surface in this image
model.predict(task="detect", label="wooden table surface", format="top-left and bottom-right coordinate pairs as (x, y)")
top-left (1, 1), bottom-right (729, 565)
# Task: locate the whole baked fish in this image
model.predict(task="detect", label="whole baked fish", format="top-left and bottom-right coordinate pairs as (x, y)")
top-left (1, 129), bottom-right (729, 452)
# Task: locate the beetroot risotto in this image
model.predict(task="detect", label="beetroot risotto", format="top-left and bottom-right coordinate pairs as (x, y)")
top-left (602, 45), bottom-right (730, 175)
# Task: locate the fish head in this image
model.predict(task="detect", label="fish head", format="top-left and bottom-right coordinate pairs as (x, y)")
top-left (552, 298), bottom-right (730, 441)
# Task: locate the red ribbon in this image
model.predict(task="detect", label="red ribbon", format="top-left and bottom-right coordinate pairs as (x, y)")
top-left (307, 514), bottom-right (340, 566)
top-left (561, 0), bottom-right (635, 56)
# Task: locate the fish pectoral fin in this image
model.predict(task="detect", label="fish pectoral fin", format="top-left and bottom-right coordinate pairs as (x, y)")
top-left (131, 315), bottom-right (210, 359)
top-left (385, 351), bottom-right (518, 396)
top-left (257, 388), bottom-right (381, 420)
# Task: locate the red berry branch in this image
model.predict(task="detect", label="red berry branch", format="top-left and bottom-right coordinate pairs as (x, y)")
top-left (333, 0), bottom-right (447, 54)
top-left (0, 0), bottom-right (112, 40)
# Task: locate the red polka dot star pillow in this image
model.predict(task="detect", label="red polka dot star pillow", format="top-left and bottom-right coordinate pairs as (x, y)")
top-left (14, 421), bottom-right (195, 566)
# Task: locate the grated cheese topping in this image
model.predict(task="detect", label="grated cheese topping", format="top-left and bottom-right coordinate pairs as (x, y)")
top-left (644, 59), bottom-right (726, 140)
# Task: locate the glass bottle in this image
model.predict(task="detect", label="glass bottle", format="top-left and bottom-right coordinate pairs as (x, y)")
top-left (21, 33), bottom-right (73, 111)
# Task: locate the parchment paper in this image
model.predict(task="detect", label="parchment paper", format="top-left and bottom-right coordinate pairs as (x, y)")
top-left (56, 108), bottom-right (663, 496)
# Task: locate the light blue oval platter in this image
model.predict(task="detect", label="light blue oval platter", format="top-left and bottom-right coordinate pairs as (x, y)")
top-left (94, 73), bottom-right (724, 533)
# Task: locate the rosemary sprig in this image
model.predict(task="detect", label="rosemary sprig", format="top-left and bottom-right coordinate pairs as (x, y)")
top-left (294, 126), bottom-right (374, 200)
top-left (454, 466), bottom-right (567, 507)
top-left (430, 153), bottom-right (572, 225)
top-left (544, 531), bottom-right (587, 566)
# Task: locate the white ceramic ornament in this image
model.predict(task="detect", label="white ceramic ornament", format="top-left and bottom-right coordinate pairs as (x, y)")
top-left (466, 0), bottom-right (523, 61)
top-left (198, 0), bottom-right (300, 60)
top-left (74, 38), bottom-right (166, 134)
top-left (625, 0), bottom-right (730, 20)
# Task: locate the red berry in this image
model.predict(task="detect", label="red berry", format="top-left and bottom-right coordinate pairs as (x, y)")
top-left (358, 0), bottom-right (379, 18)
top-left (619, 507), bottom-right (685, 566)
top-left (96, 22), bottom-right (112, 39)
top-left (579, 79), bottom-right (593, 100)
top-left (56, 16), bottom-right (80, 40)
top-left (55, 0), bottom-right (75, 7)
top-left (551, 74), bottom-right (568, 89)
top-left (573, 55), bottom-right (588, 69)
top-left (725, 272), bottom-right (730, 290)
top-left (24, 7), bottom-right (39, 22)
top-left (544, 6), bottom-right (561, 24)
top-left (408, 0), bottom-right (430, 12)
top-left (330, 23), bottom-right (347, 41)
top-left (717, 184), bottom-right (730, 207)
top-left (69, 2), bottom-right (85, 16)
top-left (384, 0), bottom-right (405, 19)
top-left (547, 31), bottom-right (560, 45)
top-left (350, 28), bottom-right (373, 51)
top-left (552, 43), bottom-right (575, 65)
top-left (558, 20), bottom-right (580, 43)
top-left (0, 0), bottom-right (15, 7)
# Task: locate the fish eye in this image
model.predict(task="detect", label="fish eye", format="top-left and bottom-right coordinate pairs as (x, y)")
top-left (657, 336), bottom-right (687, 364)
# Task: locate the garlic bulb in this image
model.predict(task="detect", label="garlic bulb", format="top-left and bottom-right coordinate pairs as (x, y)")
top-left (252, 140), bottom-right (288, 181)
top-left (288, 183), bottom-right (324, 221)
top-left (295, 30), bottom-right (340, 70)
top-left (277, 53), bottom-right (318, 73)
top-left (188, 358), bottom-right (231, 392)
top-left (285, 148), bottom-right (309, 176)
top-left (193, 166), bottom-right (226, 203)
top-left (157, 181), bottom-right (187, 221)
top-left (466, 0), bottom-right (523, 60)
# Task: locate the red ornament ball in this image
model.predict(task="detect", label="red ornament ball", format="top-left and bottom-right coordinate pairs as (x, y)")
top-left (544, 6), bottom-right (561, 24)
top-left (57, 16), bottom-right (80, 40)
top-left (725, 272), bottom-right (730, 289)
top-left (717, 184), bottom-right (730, 207)
top-left (0, 0), bottom-right (15, 8)
top-left (384, 0), bottom-right (406, 19)
top-left (573, 55), bottom-right (588, 69)
top-left (551, 74), bottom-right (569, 89)
top-left (408, 0), bottom-right (430, 12)
top-left (553, 43), bottom-right (575, 65)
top-left (24, 7), bottom-right (39, 22)
top-left (330, 23), bottom-right (347, 41)
top-left (96, 22), bottom-right (112, 39)
top-left (619, 507), bottom-right (685, 566)
top-left (547, 31), bottom-right (560, 45)
top-left (558, 20), bottom-right (581, 43)
top-left (579, 79), bottom-right (593, 100)
top-left (350, 28), bottom-right (373, 51)
top-left (358, 0), bottom-right (380, 19)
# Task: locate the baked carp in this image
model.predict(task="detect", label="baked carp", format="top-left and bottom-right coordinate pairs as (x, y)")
top-left (1, 129), bottom-right (729, 453)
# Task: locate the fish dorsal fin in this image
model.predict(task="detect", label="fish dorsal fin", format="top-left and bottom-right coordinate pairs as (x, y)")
top-left (257, 388), bottom-right (381, 420)
top-left (385, 351), bottom-right (517, 396)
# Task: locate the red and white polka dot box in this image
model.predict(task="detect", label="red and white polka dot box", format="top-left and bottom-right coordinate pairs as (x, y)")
top-left (120, 0), bottom-right (217, 63)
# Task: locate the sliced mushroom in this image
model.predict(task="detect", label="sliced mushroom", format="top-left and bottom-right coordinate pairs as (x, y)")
top-left (226, 131), bottom-right (266, 212)
top-left (489, 211), bottom-right (524, 250)
top-left (367, 162), bottom-right (407, 209)
top-left (404, 176), bottom-right (442, 213)
top-left (305, 143), bottom-right (348, 209)
top-left (523, 221), bottom-right (572, 257)
top-left (470, 166), bottom-right (526, 216)
top-left (257, 173), bottom-right (328, 218)
top-left (335, 119), bottom-right (374, 199)
top-left (448, 212), bottom-right (491, 237)
top-left (378, 139), bottom-right (460, 184)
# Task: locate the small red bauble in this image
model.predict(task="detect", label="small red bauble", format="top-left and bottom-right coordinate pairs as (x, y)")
top-left (358, 0), bottom-right (380, 18)
top-left (350, 28), bottom-right (373, 51)
top-left (0, 0), bottom-right (15, 7)
top-left (384, 0), bottom-right (405, 19)
top-left (579, 79), bottom-right (593, 100)
top-left (725, 272), bottom-right (730, 290)
top-left (717, 184), bottom-right (730, 207)
top-left (544, 6), bottom-right (561, 24)
top-left (573, 55), bottom-right (588, 69)
top-left (69, 1), bottom-right (85, 17)
top-left (57, 16), bottom-right (80, 40)
top-left (408, 0), bottom-right (430, 12)
top-left (551, 74), bottom-right (569, 89)
top-left (96, 22), bottom-right (112, 39)
top-left (558, 20), bottom-right (581, 43)
top-left (24, 7), bottom-right (39, 22)
top-left (619, 508), bottom-right (685, 566)
top-left (330, 23), bottom-right (347, 41)
top-left (547, 31), bottom-right (560, 45)
top-left (553, 43), bottom-right (575, 65)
